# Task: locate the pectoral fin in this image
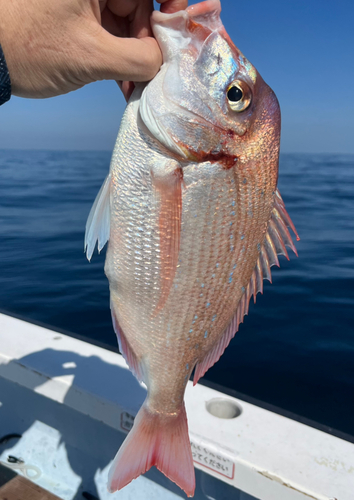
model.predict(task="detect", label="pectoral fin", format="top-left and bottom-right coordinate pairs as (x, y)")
top-left (85, 173), bottom-right (111, 261)
top-left (152, 161), bottom-right (184, 314)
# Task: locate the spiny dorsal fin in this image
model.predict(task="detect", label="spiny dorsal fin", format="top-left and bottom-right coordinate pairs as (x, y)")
top-left (193, 189), bottom-right (299, 385)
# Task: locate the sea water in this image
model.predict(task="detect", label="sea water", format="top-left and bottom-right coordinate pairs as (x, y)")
top-left (0, 150), bottom-right (353, 436)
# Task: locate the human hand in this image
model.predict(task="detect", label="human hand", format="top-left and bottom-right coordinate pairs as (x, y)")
top-left (0, 0), bottom-right (187, 100)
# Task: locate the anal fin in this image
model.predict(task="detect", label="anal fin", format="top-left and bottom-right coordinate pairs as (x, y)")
top-left (111, 307), bottom-right (144, 383)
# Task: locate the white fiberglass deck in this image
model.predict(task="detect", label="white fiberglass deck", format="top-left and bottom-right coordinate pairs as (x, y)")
top-left (0, 312), bottom-right (352, 500)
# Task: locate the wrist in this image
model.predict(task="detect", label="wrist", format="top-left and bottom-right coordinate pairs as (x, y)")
top-left (0, 43), bottom-right (11, 105)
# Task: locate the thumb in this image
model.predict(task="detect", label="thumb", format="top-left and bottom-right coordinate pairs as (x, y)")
top-left (90, 29), bottom-right (162, 83)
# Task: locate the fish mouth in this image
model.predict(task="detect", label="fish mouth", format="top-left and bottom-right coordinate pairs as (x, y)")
top-left (151, 0), bottom-right (221, 23)
top-left (186, 0), bottom-right (221, 17)
top-left (151, 0), bottom-right (223, 61)
top-left (151, 9), bottom-right (189, 24)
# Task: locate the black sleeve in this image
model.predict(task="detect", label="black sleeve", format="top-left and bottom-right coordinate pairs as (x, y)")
top-left (0, 44), bottom-right (11, 106)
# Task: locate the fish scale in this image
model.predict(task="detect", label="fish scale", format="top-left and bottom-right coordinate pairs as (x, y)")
top-left (177, 167), bottom-right (234, 339)
top-left (84, 0), bottom-right (299, 496)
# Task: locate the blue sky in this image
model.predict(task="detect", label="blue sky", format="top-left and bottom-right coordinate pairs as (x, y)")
top-left (1, 0), bottom-right (353, 153)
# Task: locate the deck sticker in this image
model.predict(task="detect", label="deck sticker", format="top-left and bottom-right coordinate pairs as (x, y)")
top-left (120, 411), bottom-right (135, 433)
top-left (190, 440), bottom-right (235, 479)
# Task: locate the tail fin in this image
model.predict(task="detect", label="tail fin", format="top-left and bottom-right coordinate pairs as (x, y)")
top-left (108, 402), bottom-right (195, 497)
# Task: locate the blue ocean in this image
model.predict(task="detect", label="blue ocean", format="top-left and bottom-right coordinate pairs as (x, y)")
top-left (0, 150), bottom-right (353, 437)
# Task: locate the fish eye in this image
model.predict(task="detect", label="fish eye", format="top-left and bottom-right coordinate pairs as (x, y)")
top-left (227, 80), bottom-right (252, 112)
top-left (227, 86), bottom-right (243, 102)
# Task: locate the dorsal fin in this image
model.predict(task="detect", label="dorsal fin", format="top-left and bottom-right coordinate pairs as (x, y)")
top-left (193, 189), bottom-right (299, 385)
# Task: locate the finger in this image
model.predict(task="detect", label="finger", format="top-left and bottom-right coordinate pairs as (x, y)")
top-left (91, 29), bottom-right (162, 82)
top-left (101, 7), bottom-right (129, 37)
top-left (158, 0), bottom-right (188, 13)
top-left (105, 0), bottom-right (137, 17)
top-left (117, 80), bottom-right (136, 101)
top-left (99, 0), bottom-right (108, 12)
top-left (131, 1), bottom-right (154, 38)
top-left (106, 0), bottom-right (154, 38)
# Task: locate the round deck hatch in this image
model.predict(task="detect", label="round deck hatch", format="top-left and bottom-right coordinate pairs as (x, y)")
top-left (206, 398), bottom-right (242, 419)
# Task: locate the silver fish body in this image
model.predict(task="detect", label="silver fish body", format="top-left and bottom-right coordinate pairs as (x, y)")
top-left (85, 0), bottom-right (298, 496)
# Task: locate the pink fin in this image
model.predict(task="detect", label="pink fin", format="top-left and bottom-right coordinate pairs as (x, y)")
top-left (268, 219), bottom-right (289, 260)
top-left (264, 232), bottom-right (280, 268)
top-left (255, 257), bottom-right (263, 294)
top-left (260, 245), bottom-right (272, 282)
top-left (274, 189), bottom-right (300, 243)
top-left (193, 313), bottom-right (239, 385)
top-left (187, 0), bottom-right (221, 18)
top-left (108, 402), bottom-right (195, 498)
top-left (193, 190), bottom-right (299, 385)
top-left (153, 165), bottom-right (183, 315)
top-left (250, 270), bottom-right (257, 303)
top-left (193, 281), bottom-right (251, 385)
top-left (111, 307), bottom-right (144, 383)
top-left (260, 189), bottom-right (299, 285)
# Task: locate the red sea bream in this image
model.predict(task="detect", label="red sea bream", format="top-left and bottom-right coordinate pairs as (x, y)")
top-left (85, 0), bottom-right (299, 496)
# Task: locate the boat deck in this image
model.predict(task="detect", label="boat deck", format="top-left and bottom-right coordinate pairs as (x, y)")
top-left (0, 463), bottom-right (61, 500)
top-left (0, 312), bottom-right (353, 500)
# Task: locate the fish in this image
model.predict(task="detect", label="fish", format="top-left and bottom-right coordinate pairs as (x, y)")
top-left (84, 0), bottom-right (299, 496)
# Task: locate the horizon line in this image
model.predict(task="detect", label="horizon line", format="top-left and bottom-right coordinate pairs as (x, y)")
top-left (1, 148), bottom-right (354, 156)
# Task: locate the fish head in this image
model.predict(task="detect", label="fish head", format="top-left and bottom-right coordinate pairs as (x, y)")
top-left (140, 0), bottom-right (280, 174)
